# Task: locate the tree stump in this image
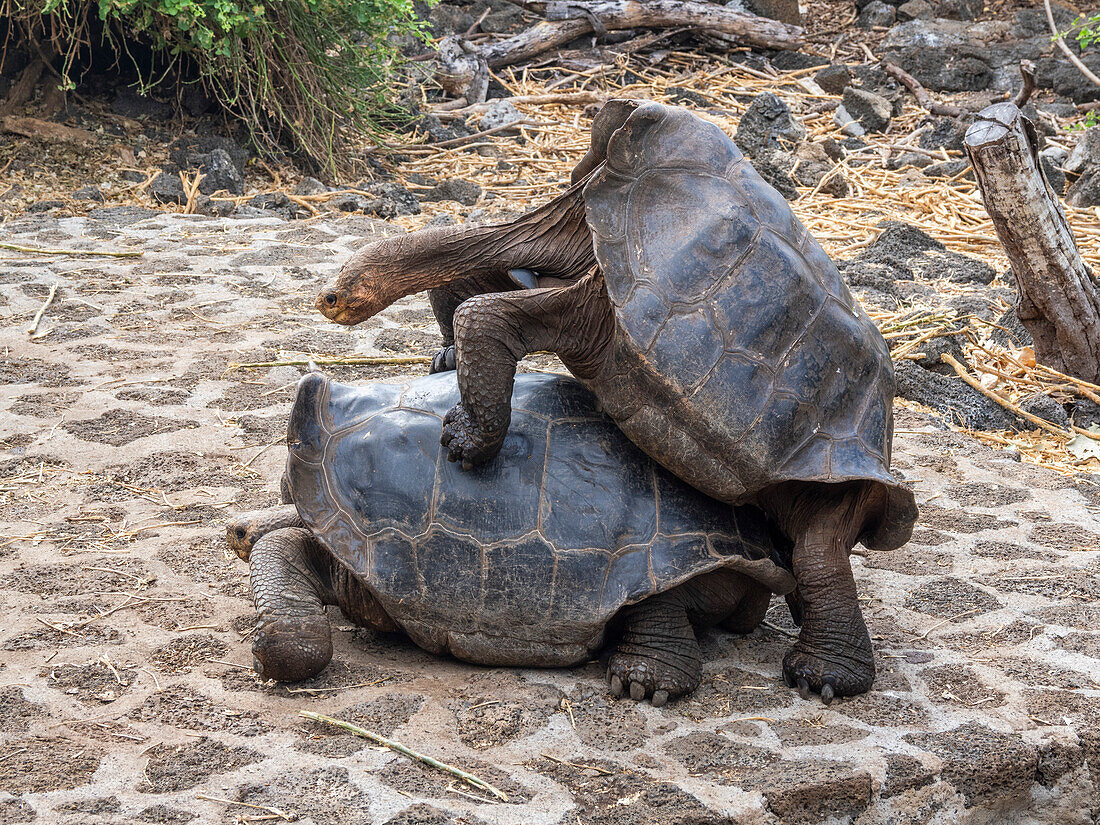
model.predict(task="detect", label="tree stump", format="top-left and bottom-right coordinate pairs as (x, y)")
top-left (965, 102), bottom-right (1100, 384)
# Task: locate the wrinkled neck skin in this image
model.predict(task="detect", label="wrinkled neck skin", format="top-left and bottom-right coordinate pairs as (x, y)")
top-left (758, 481), bottom-right (878, 549)
top-left (327, 178), bottom-right (596, 323)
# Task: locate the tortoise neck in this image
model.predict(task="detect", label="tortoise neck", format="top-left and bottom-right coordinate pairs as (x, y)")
top-left (378, 180), bottom-right (595, 297)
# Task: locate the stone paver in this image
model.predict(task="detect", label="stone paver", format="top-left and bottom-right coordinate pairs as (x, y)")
top-left (1, 210), bottom-right (1099, 824)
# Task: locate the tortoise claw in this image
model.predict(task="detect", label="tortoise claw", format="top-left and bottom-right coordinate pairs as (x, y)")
top-left (797, 677), bottom-right (812, 701)
top-left (610, 674), bottom-right (624, 697)
top-left (820, 682), bottom-right (835, 705)
top-left (651, 689), bottom-right (669, 708)
top-left (629, 681), bottom-right (645, 701)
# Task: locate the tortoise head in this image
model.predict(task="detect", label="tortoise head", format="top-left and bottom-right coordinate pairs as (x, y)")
top-left (226, 514), bottom-right (265, 561)
top-left (317, 223), bottom-right (507, 326)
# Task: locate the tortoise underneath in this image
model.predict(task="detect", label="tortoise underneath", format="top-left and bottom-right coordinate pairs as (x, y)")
top-left (230, 371), bottom-right (796, 704)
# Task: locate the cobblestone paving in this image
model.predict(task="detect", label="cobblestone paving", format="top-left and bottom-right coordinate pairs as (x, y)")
top-left (2, 209), bottom-right (1099, 824)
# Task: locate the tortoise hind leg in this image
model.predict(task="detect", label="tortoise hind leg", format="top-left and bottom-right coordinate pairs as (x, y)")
top-left (765, 482), bottom-right (878, 704)
top-left (442, 273), bottom-right (615, 467)
top-left (608, 592), bottom-right (702, 708)
top-left (608, 570), bottom-right (765, 706)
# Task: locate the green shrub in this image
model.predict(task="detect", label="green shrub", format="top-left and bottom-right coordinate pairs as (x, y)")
top-left (3, 0), bottom-right (432, 176)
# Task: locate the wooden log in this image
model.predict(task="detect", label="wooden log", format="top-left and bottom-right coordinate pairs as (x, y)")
top-left (0, 58), bottom-right (46, 117)
top-left (964, 102), bottom-right (1100, 383)
top-left (0, 115), bottom-right (98, 144)
top-left (480, 1), bottom-right (803, 68)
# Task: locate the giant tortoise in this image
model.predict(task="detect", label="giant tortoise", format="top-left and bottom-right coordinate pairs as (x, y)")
top-left (229, 371), bottom-right (795, 703)
top-left (315, 100), bottom-right (918, 701)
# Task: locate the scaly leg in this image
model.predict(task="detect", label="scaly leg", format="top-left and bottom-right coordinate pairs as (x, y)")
top-left (428, 271), bottom-right (517, 374)
top-left (441, 273), bottom-right (615, 467)
top-left (249, 527), bottom-right (335, 681)
top-left (765, 482), bottom-right (877, 704)
top-left (608, 570), bottom-right (768, 706)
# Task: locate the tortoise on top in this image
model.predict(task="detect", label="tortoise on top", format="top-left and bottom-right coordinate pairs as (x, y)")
top-left (317, 100), bottom-right (918, 702)
top-left (228, 371), bottom-right (795, 703)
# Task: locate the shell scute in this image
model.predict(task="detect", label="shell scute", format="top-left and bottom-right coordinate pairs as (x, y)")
top-left (690, 353), bottom-right (775, 441)
top-left (736, 392), bottom-right (821, 473)
top-left (650, 535), bottom-right (714, 582)
top-left (600, 547), bottom-right (655, 612)
top-left (436, 411), bottom-right (545, 543)
top-left (550, 548), bottom-right (611, 624)
top-left (330, 408), bottom-right (437, 536)
top-left (650, 308), bottom-right (726, 395)
top-left (625, 170), bottom-right (755, 306)
top-left (712, 229), bottom-right (828, 362)
top-left (482, 536), bottom-right (556, 622)
top-left (541, 419), bottom-right (657, 551)
top-left (417, 528), bottom-right (482, 615)
top-left (370, 531), bottom-right (419, 602)
top-left (616, 283), bottom-right (669, 353)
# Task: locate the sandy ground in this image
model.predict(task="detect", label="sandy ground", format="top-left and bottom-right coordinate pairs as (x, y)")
top-left (2, 207), bottom-right (1100, 824)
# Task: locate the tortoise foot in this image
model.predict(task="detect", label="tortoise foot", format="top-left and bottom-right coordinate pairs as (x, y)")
top-left (429, 345), bottom-right (456, 374)
top-left (782, 641), bottom-right (874, 704)
top-left (606, 596), bottom-right (702, 706)
top-left (440, 403), bottom-right (505, 469)
top-left (252, 615), bottom-right (333, 683)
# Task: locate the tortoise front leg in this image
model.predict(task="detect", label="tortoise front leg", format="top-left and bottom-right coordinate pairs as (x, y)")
top-left (428, 271), bottom-right (518, 374)
top-left (765, 482), bottom-right (877, 704)
top-left (441, 273), bottom-right (615, 468)
top-left (249, 527), bottom-right (334, 681)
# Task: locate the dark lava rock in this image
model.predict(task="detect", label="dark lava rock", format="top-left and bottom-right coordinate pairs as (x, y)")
top-left (198, 149), bottom-right (244, 195)
top-left (170, 135), bottom-right (249, 176)
top-left (753, 150), bottom-right (799, 201)
top-left (294, 177), bottom-right (331, 196)
top-left (150, 173), bottom-right (186, 205)
top-left (894, 360), bottom-right (1023, 430)
top-left (841, 87), bottom-right (892, 133)
top-left (1072, 399), bottom-right (1100, 429)
top-left (859, 0), bottom-right (895, 27)
top-left (1019, 393), bottom-right (1070, 428)
top-left (813, 64), bottom-right (852, 95)
top-left (328, 193), bottom-right (372, 213)
top-left (421, 179), bottom-right (482, 206)
top-left (365, 182), bottom-right (421, 218)
top-left (1065, 127), bottom-right (1100, 176)
top-left (74, 185), bottom-right (105, 202)
top-left (734, 92), bottom-right (806, 158)
top-left (195, 197), bottom-right (236, 218)
top-left (429, 4), bottom-right (474, 35)
top-left (897, 0), bottom-right (932, 20)
top-left (989, 309), bottom-right (1033, 349)
top-left (792, 142), bottom-right (848, 197)
top-left (881, 19), bottom-right (994, 92)
top-left (1067, 171), bottom-right (1100, 208)
top-left (919, 116), bottom-right (972, 152)
top-left (933, 0), bottom-right (982, 19)
top-left (905, 723), bottom-right (1037, 804)
top-left (26, 200), bottom-right (66, 212)
top-left (249, 192), bottom-right (290, 211)
top-left (901, 332), bottom-right (967, 375)
top-left (1039, 154), bottom-right (1066, 196)
top-left (417, 114), bottom-right (474, 144)
top-left (120, 170), bottom-right (146, 183)
top-left (767, 51), bottom-right (828, 71)
top-left (923, 159), bottom-right (972, 180)
top-left (888, 151), bottom-right (932, 170)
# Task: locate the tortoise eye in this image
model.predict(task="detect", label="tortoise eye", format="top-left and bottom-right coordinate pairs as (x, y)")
top-left (322, 291), bottom-right (338, 307)
top-left (234, 526), bottom-right (247, 540)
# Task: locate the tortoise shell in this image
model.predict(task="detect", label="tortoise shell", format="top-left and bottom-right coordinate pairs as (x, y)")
top-left (581, 101), bottom-right (915, 548)
top-left (285, 371), bottom-right (795, 666)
